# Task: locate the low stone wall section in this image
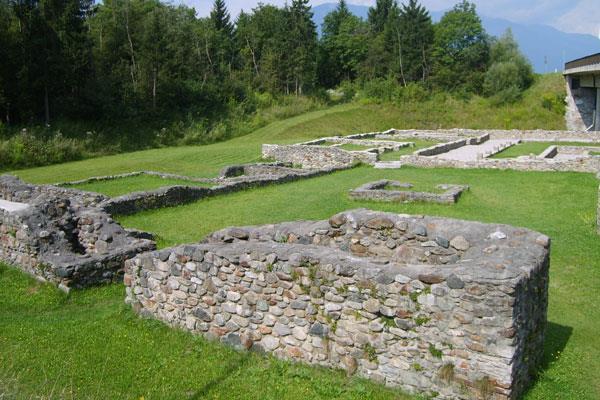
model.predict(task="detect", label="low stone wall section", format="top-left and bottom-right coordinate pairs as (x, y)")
top-left (349, 180), bottom-right (468, 204)
top-left (400, 154), bottom-right (600, 173)
top-left (102, 165), bottom-right (347, 216)
top-left (125, 209), bottom-right (550, 399)
top-left (0, 175), bottom-right (154, 290)
top-left (415, 134), bottom-right (489, 157)
top-left (262, 144), bottom-right (377, 169)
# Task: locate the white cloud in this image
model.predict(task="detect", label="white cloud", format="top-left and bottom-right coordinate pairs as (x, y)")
top-left (553, 0), bottom-right (600, 36)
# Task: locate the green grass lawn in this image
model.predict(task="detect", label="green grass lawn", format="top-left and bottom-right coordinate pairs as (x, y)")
top-left (491, 142), bottom-right (600, 159)
top-left (65, 174), bottom-right (215, 198)
top-left (2, 166), bottom-right (599, 399)
top-left (378, 140), bottom-right (439, 160)
top-left (3, 73), bottom-right (596, 399)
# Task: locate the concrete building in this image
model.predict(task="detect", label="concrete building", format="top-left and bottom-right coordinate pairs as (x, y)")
top-left (564, 53), bottom-right (600, 131)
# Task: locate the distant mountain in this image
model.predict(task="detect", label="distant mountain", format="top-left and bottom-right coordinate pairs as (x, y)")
top-left (312, 3), bottom-right (600, 73)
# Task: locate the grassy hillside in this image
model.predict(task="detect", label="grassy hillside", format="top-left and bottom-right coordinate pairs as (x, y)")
top-left (12, 74), bottom-right (565, 185)
top-left (3, 73), bottom-right (596, 400)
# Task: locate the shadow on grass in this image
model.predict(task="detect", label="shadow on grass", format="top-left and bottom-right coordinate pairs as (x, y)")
top-left (541, 321), bottom-right (573, 369)
top-left (188, 350), bottom-right (252, 399)
top-left (523, 321), bottom-right (573, 396)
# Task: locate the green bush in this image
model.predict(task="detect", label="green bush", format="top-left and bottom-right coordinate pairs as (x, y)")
top-left (541, 92), bottom-right (565, 114)
top-left (0, 131), bottom-right (88, 170)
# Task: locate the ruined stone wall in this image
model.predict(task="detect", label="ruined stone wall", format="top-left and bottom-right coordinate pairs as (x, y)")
top-left (349, 180), bottom-right (468, 204)
top-left (125, 210), bottom-right (549, 399)
top-left (102, 166), bottom-right (345, 216)
top-left (262, 144), bottom-right (377, 168)
top-left (0, 175), bottom-right (154, 289)
top-left (400, 154), bottom-right (600, 173)
top-left (415, 135), bottom-right (489, 157)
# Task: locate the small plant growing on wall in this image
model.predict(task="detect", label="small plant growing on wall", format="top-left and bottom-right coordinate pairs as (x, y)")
top-left (475, 376), bottom-right (494, 400)
top-left (364, 343), bottom-right (378, 362)
top-left (438, 363), bottom-right (455, 383)
top-left (429, 344), bottom-right (443, 359)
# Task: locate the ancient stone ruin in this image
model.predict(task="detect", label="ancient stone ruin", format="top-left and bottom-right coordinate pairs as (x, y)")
top-left (262, 128), bottom-right (600, 173)
top-left (0, 175), bottom-right (154, 290)
top-left (350, 180), bottom-right (469, 204)
top-left (58, 163), bottom-right (345, 216)
top-left (125, 209), bottom-right (550, 399)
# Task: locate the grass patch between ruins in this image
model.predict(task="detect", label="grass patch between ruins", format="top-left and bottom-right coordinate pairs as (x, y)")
top-left (64, 174), bottom-right (215, 198)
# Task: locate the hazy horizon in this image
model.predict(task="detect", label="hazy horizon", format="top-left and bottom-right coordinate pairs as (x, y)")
top-left (180, 0), bottom-right (599, 38)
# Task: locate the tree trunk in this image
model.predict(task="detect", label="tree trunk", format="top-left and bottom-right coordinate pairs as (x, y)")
top-left (246, 37), bottom-right (259, 76)
top-left (397, 29), bottom-right (407, 87)
top-left (152, 67), bottom-right (157, 110)
top-left (124, 4), bottom-right (137, 88)
top-left (44, 83), bottom-right (50, 126)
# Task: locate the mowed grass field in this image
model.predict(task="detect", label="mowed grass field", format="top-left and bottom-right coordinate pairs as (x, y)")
top-left (3, 74), bottom-right (600, 399)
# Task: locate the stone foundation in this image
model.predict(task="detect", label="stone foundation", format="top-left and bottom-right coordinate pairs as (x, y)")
top-left (265, 129), bottom-right (600, 173)
top-left (349, 180), bottom-right (469, 204)
top-left (262, 144), bottom-right (377, 169)
top-left (125, 209), bottom-right (549, 399)
top-left (0, 175), bottom-right (154, 290)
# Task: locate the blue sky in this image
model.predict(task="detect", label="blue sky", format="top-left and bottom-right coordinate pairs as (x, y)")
top-left (181, 0), bottom-right (599, 37)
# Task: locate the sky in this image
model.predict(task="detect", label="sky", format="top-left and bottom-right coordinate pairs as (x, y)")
top-left (183, 0), bottom-right (600, 37)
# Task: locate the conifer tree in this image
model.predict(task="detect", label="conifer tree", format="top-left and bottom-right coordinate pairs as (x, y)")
top-left (397, 0), bottom-right (434, 83)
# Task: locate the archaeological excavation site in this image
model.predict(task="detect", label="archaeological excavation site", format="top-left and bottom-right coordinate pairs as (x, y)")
top-left (1, 125), bottom-right (599, 399)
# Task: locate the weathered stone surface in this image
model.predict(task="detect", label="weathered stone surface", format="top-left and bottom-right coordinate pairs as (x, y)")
top-left (126, 209), bottom-right (550, 400)
top-left (450, 235), bottom-right (470, 251)
top-left (0, 175), bottom-right (155, 290)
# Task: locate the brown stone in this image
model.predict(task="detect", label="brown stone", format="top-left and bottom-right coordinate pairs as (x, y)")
top-left (287, 346), bottom-right (303, 358)
top-left (365, 217), bottom-right (394, 230)
top-left (343, 356), bottom-right (358, 376)
top-left (259, 326), bottom-right (272, 335)
top-left (350, 243), bottom-right (367, 255)
top-left (329, 213), bottom-right (347, 228)
top-left (418, 274), bottom-right (444, 284)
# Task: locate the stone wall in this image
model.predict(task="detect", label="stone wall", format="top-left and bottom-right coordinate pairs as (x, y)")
top-left (400, 153), bottom-right (600, 173)
top-left (125, 209), bottom-right (550, 399)
top-left (415, 134), bottom-right (489, 157)
top-left (387, 128), bottom-right (600, 143)
top-left (0, 175), bottom-right (154, 290)
top-left (262, 144), bottom-right (377, 169)
top-left (349, 180), bottom-right (468, 204)
top-left (102, 165), bottom-right (346, 216)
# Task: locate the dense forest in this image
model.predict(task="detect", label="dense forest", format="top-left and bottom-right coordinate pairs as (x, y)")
top-left (0, 0), bottom-right (539, 168)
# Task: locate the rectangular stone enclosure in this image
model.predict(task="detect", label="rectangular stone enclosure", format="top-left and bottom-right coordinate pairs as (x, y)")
top-left (349, 180), bottom-right (469, 204)
top-left (125, 209), bottom-right (550, 399)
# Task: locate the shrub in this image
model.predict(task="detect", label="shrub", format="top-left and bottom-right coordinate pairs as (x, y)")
top-left (541, 92), bottom-right (565, 115)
